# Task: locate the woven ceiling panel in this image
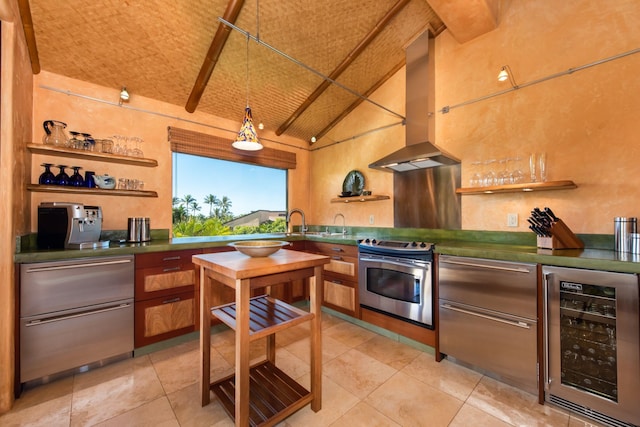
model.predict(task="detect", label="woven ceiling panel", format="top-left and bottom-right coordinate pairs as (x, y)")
top-left (30, 0), bottom-right (444, 143)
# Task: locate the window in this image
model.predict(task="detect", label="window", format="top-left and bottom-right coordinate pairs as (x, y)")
top-left (168, 126), bottom-right (296, 237)
top-left (172, 153), bottom-right (287, 236)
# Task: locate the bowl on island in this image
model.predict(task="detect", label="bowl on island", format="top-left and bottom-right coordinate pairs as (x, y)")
top-left (228, 240), bottom-right (290, 257)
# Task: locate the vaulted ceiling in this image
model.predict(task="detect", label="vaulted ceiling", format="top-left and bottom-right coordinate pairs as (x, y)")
top-left (20, 0), bottom-right (497, 144)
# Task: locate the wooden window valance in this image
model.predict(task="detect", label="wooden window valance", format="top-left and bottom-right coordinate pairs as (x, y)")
top-left (168, 126), bottom-right (297, 170)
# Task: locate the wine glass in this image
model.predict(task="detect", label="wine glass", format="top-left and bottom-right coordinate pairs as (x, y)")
top-left (55, 165), bottom-right (70, 186)
top-left (538, 152), bottom-right (547, 182)
top-left (39, 163), bottom-right (56, 185)
top-left (69, 166), bottom-right (85, 187)
top-left (529, 153), bottom-right (537, 182)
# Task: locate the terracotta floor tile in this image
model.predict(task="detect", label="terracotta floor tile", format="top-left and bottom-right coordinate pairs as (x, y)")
top-left (92, 396), bottom-right (179, 427)
top-left (323, 348), bottom-right (397, 399)
top-left (354, 334), bottom-right (422, 370)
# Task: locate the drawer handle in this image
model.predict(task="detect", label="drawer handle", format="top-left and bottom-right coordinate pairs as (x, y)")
top-left (441, 303), bottom-right (531, 329)
top-left (331, 247), bottom-right (343, 252)
top-left (162, 256), bottom-right (181, 261)
top-left (163, 267), bottom-right (181, 272)
top-left (331, 256), bottom-right (343, 260)
top-left (440, 259), bottom-right (531, 274)
top-left (331, 280), bottom-right (343, 285)
top-left (162, 297), bottom-right (181, 304)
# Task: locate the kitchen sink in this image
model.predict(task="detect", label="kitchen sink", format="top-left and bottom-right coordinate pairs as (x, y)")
top-left (284, 232), bottom-right (348, 237)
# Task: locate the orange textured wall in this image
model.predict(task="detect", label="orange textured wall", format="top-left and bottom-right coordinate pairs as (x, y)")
top-left (31, 72), bottom-right (310, 232)
top-left (311, 0), bottom-right (640, 234)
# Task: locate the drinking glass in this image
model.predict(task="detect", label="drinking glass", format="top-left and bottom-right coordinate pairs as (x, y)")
top-left (55, 165), bottom-right (70, 186)
top-left (529, 153), bottom-right (537, 182)
top-left (482, 159), bottom-right (496, 186)
top-left (69, 166), bottom-right (85, 187)
top-left (469, 161), bottom-right (482, 187)
top-left (39, 163), bottom-right (56, 185)
top-left (538, 152), bottom-right (547, 182)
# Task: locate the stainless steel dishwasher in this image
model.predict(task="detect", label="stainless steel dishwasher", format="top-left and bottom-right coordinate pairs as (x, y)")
top-left (438, 255), bottom-right (538, 394)
top-left (19, 255), bottom-right (134, 385)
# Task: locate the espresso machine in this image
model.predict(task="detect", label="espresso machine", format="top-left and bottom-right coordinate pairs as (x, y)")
top-left (37, 202), bottom-right (109, 249)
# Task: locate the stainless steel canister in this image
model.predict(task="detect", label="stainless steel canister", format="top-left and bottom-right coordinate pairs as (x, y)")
top-left (127, 217), bottom-right (151, 242)
top-left (614, 217), bottom-right (637, 252)
top-left (630, 233), bottom-right (640, 254)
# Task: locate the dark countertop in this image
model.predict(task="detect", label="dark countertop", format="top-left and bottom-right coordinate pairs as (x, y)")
top-left (14, 229), bottom-right (640, 274)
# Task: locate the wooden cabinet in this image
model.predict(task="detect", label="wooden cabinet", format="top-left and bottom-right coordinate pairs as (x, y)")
top-left (134, 248), bottom-right (202, 347)
top-left (305, 241), bottom-right (359, 317)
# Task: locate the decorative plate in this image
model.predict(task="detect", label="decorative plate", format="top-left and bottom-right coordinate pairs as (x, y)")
top-left (342, 170), bottom-right (365, 196)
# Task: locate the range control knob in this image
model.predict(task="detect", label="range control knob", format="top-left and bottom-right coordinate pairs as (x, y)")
top-left (364, 238), bottom-right (370, 243)
top-left (411, 242), bottom-right (418, 247)
top-left (420, 242), bottom-right (427, 248)
top-left (371, 239), bottom-right (377, 244)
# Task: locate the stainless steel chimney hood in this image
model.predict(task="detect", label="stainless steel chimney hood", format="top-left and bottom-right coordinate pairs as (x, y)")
top-left (369, 31), bottom-right (459, 172)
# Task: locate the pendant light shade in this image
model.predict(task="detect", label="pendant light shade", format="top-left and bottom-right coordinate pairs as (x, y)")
top-left (233, 106), bottom-right (263, 151)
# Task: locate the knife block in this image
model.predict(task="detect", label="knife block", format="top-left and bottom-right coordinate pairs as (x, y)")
top-left (537, 219), bottom-right (584, 249)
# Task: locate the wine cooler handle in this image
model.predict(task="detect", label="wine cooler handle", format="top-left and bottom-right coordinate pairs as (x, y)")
top-left (543, 272), bottom-right (551, 390)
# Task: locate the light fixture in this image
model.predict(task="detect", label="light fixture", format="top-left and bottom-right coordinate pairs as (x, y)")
top-left (119, 86), bottom-right (129, 105)
top-left (232, 34), bottom-right (263, 151)
top-left (497, 65), bottom-right (519, 89)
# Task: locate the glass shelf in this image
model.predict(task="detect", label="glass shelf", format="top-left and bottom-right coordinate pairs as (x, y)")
top-left (456, 180), bottom-right (577, 195)
top-left (27, 143), bottom-right (158, 167)
top-left (27, 184), bottom-right (158, 198)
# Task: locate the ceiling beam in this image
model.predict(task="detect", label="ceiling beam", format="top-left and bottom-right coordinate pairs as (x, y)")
top-left (312, 59), bottom-right (406, 143)
top-left (275, 0), bottom-right (411, 136)
top-left (185, 0), bottom-right (245, 113)
top-left (17, 0), bottom-right (40, 74)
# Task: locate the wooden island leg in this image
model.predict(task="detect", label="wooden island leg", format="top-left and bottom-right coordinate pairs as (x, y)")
top-left (310, 265), bottom-right (323, 411)
top-left (235, 278), bottom-right (251, 426)
top-left (199, 267), bottom-right (211, 406)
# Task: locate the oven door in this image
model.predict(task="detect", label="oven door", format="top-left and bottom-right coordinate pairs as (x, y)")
top-left (359, 255), bottom-right (432, 327)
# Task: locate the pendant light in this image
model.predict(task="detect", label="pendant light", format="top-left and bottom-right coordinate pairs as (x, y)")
top-left (233, 33), bottom-right (263, 151)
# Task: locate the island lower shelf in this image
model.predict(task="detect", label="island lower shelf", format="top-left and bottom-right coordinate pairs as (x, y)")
top-left (210, 360), bottom-right (312, 426)
top-left (209, 295), bottom-right (315, 425)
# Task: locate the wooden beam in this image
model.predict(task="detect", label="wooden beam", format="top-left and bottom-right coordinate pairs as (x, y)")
top-left (185, 0), bottom-right (245, 113)
top-left (17, 0), bottom-right (40, 74)
top-left (275, 0), bottom-right (411, 136)
top-left (312, 59), bottom-right (406, 143)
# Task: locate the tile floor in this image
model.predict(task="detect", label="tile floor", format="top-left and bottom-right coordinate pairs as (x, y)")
top-left (1, 311), bottom-right (605, 427)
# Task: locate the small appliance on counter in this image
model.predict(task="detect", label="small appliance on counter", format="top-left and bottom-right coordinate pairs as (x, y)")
top-left (127, 217), bottom-right (151, 242)
top-left (37, 202), bottom-right (109, 249)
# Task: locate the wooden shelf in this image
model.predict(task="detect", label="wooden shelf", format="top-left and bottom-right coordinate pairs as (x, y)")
top-left (27, 143), bottom-right (158, 167)
top-left (330, 194), bottom-right (390, 203)
top-left (211, 295), bottom-right (314, 342)
top-left (27, 184), bottom-right (158, 197)
top-left (211, 361), bottom-right (312, 427)
top-left (456, 180), bottom-right (577, 195)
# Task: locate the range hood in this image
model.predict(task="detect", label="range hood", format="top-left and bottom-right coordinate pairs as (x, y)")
top-left (369, 32), bottom-right (460, 172)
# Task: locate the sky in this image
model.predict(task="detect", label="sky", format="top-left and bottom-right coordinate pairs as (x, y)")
top-left (172, 153), bottom-right (287, 217)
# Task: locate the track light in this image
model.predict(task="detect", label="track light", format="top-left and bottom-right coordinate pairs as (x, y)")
top-left (497, 65), bottom-right (518, 89)
top-left (119, 86), bottom-right (129, 105)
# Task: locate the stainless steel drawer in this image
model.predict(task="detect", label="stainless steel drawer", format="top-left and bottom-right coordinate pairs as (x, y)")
top-left (439, 255), bottom-right (537, 319)
top-left (439, 299), bottom-right (538, 394)
top-left (20, 300), bottom-right (133, 382)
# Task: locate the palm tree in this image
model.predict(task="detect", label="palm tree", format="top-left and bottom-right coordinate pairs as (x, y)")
top-left (172, 205), bottom-right (187, 223)
top-left (203, 194), bottom-right (219, 217)
top-left (172, 196), bottom-right (180, 207)
top-left (180, 194), bottom-right (195, 217)
top-left (219, 196), bottom-right (233, 219)
top-left (190, 201), bottom-right (201, 217)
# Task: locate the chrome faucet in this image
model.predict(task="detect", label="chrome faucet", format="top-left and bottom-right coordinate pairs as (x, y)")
top-left (334, 213), bottom-right (346, 235)
top-left (286, 208), bottom-right (307, 234)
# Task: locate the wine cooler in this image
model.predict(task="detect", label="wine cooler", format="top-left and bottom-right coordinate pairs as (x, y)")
top-left (543, 266), bottom-right (640, 427)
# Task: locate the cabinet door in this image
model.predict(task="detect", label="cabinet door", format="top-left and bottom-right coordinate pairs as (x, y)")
top-left (134, 290), bottom-right (195, 347)
top-left (323, 278), bottom-right (356, 315)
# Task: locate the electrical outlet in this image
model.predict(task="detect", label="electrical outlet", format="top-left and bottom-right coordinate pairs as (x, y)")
top-left (369, 214), bottom-right (374, 225)
top-left (507, 213), bottom-right (518, 227)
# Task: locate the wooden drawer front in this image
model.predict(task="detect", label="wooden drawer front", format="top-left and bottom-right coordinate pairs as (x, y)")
top-left (143, 268), bottom-right (195, 293)
top-left (135, 249), bottom-right (202, 269)
top-left (135, 291), bottom-right (195, 347)
top-left (305, 241), bottom-right (357, 257)
top-left (323, 279), bottom-right (356, 312)
top-left (325, 257), bottom-right (356, 277)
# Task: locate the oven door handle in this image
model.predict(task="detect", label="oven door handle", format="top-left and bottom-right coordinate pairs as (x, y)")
top-left (440, 303), bottom-right (531, 329)
top-left (359, 256), bottom-right (427, 269)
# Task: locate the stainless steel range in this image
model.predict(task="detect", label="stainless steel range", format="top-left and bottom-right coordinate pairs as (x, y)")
top-left (358, 238), bottom-right (434, 328)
